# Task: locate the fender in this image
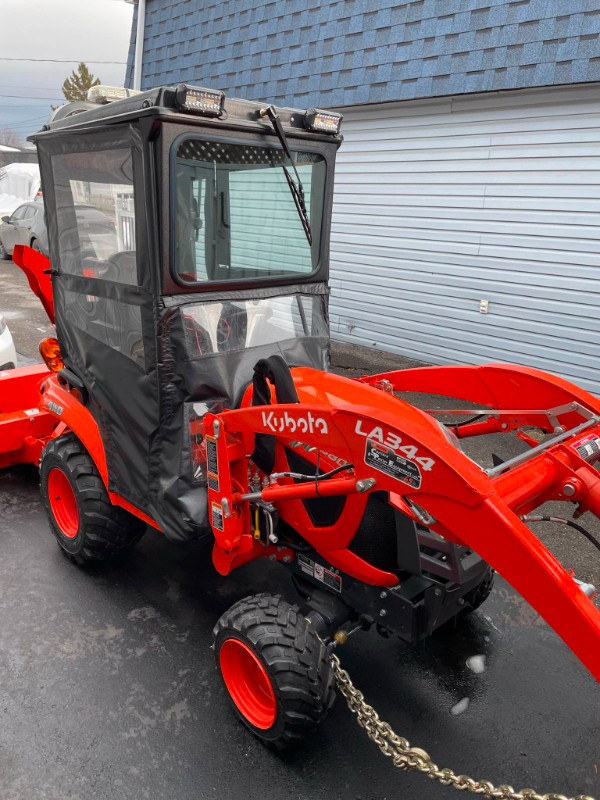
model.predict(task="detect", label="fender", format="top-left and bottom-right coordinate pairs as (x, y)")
top-left (41, 376), bottom-right (161, 530)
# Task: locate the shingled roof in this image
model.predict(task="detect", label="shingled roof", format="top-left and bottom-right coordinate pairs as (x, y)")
top-left (126, 0), bottom-right (600, 107)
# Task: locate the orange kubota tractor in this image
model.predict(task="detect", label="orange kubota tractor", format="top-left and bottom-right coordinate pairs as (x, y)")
top-left (2, 84), bottom-right (600, 749)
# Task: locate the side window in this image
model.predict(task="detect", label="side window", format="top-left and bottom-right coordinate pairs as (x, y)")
top-left (10, 207), bottom-right (26, 222)
top-left (21, 206), bottom-right (36, 220)
top-left (52, 148), bottom-right (137, 285)
top-left (52, 147), bottom-right (143, 366)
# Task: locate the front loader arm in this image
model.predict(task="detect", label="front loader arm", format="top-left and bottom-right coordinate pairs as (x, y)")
top-left (204, 367), bottom-right (600, 684)
top-left (361, 362), bottom-right (600, 420)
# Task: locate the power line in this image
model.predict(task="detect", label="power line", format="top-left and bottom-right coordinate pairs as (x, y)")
top-left (0, 105), bottom-right (56, 108)
top-left (0, 57), bottom-right (127, 64)
top-left (0, 93), bottom-right (63, 100)
top-left (0, 85), bottom-right (62, 92)
top-left (4, 118), bottom-right (49, 130)
top-left (3, 114), bottom-right (48, 124)
top-left (3, 114), bottom-right (49, 124)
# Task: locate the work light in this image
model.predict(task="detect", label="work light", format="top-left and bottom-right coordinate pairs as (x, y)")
top-left (174, 84), bottom-right (225, 117)
top-left (304, 108), bottom-right (343, 135)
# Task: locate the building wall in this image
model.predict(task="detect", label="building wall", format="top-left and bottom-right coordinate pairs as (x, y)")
top-left (128, 0), bottom-right (600, 108)
top-left (329, 82), bottom-right (600, 395)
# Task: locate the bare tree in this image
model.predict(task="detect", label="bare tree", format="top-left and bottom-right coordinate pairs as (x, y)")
top-left (0, 127), bottom-right (23, 149)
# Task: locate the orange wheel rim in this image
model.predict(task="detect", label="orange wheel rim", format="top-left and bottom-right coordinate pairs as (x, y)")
top-left (219, 638), bottom-right (276, 729)
top-left (48, 468), bottom-right (79, 538)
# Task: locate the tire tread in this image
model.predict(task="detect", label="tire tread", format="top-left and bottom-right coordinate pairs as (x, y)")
top-left (213, 593), bottom-right (336, 748)
top-left (40, 433), bottom-right (145, 564)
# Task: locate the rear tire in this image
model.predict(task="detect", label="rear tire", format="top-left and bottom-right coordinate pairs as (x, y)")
top-left (213, 593), bottom-right (336, 748)
top-left (40, 433), bottom-right (146, 564)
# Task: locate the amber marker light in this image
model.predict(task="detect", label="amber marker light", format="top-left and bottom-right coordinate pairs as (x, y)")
top-left (39, 338), bottom-right (64, 372)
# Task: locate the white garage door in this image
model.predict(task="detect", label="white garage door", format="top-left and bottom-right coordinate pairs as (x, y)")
top-left (330, 83), bottom-right (600, 397)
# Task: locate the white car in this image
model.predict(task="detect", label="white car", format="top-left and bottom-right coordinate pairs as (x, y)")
top-left (0, 314), bottom-right (17, 369)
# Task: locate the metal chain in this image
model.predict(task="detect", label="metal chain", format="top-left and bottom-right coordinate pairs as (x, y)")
top-left (329, 653), bottom-right (595, 800)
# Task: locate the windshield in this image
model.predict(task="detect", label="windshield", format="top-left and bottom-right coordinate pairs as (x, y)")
top-left (172, 138), bottom-right (326, 284)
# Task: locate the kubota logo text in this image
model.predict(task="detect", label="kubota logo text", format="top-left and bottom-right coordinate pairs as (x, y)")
top-left (261, 411), bottom-right (328, 435)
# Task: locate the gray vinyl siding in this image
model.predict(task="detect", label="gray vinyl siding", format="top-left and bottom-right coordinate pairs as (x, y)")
top-left (329, 83), bottom-right (600, 396)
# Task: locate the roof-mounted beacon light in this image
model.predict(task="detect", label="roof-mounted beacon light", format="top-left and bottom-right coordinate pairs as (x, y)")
top-left (174, 83), bottom-right (225, 117)
top-left (304, 108), bottom-right (343, 135)
top-left (87, 85), bottom-right (142, 104)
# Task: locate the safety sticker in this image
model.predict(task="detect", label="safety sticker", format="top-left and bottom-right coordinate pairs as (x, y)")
top-left (364, 438), bottom-right (422, 489)
top-left (572, 434), bottom-right (600, 463)
top-left (297, 554), bottom-right (342, 592)
top-left (206, 438), bottom-right (219, 491)
top-left (211, 502), bottom-right (224, 531)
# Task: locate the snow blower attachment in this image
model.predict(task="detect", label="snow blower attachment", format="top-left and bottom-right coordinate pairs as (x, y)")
top-left (1, 84), bottom-right (599, 792)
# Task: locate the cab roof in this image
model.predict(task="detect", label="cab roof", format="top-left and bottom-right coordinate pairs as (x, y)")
top-left (29, 83), bottom-right (343, 143)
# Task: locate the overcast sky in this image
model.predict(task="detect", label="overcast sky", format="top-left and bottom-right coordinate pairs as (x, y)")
top-left (0, 0), bottom-right (134, 143)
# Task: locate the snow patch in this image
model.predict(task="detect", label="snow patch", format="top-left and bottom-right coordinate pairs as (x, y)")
top-left (466, 654), bottom-right (486, 674)
top-left (450, 697), bottom-right (470, 716)
top-left (0, 162), bottom-right (41, 216)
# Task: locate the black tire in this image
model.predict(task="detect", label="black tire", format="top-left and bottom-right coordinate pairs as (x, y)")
top-left (30, 238), bottom-right (41, 252)
top-left (213, 593), bottom-right (336, 748)
top-left (0, 237), bottom-right (9, 260)
top-left (40, 433), bottom-right (146, 564)
top-left (460, 568), bottom-right (495, 615)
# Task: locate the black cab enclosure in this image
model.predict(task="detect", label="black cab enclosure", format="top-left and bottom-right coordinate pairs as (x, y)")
top-left (30, 85), bottom-right (342, 540)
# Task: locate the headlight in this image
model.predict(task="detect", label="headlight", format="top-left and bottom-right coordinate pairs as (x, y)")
top-left (0, 314), bottom-right (6, 335)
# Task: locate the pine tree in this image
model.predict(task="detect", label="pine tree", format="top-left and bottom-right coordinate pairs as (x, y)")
top-left (61, 62), bottom-right (101, 102)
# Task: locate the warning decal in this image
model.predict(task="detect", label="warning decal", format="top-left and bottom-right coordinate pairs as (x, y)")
top-left (364, 438), bottom-right (422, 489)
top-left (211, 502), bottom-right (224, 531)
top-left (206, 438), bottom-right (219, 491)
top-left (572, 433), bottom-right (600, 463)
top-left (297, 554), bottom-right (342, 592)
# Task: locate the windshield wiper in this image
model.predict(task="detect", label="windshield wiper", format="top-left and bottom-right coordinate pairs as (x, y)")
top-left (259, 105), bottom-right (312, 246)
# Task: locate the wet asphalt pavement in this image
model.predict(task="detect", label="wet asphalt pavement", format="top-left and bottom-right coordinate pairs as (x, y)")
top-left (1, 465), bottom-right (599, 800)
top-left (1, 258), bottom-right (600, 798)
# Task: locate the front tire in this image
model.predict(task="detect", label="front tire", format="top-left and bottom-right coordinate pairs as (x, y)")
top-left (213, 593), bottom-right (336, 748)
top-left (0, 237), bottom-right (9, 260)
top-left (40, 433), bottom-right (146, 564)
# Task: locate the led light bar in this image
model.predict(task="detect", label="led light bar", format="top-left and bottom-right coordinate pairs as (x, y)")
top-left (304, 108), bottom-right (343, 135)
top-left (87, 85), bottom-right (141, 104)
top-left (174, 83), bottom-right (225, 117)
